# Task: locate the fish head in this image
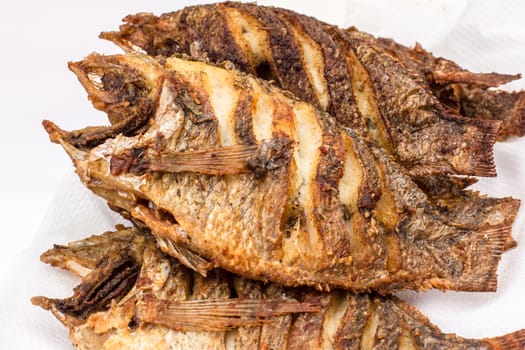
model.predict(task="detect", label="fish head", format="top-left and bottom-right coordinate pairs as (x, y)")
top-left (100, 12), bottom-right (182, 58)
top-left (68, 52), bottom-right (164, 126)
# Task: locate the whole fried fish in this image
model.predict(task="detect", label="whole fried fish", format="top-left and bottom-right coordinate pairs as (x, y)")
top-left (101, 2), bottom-right (508, 177)
top-left (44, 52), bottom-right (517, 293)
top-left (33, 227), bottom-right (525, 350)
top-left (33, 227), bottom-right (319, 350)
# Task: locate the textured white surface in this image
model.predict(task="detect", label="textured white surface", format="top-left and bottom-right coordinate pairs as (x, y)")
top-left (0, 0), bottom-right (524, 348)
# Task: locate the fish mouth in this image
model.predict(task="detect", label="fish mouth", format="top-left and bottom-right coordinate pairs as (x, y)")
top-left (53, 53), bottom-right (164, 148)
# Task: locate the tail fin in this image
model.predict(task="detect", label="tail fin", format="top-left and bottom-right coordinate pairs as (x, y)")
top-left (485, 329), bottom-right (525, 350)
top-left (449, 226), bottom-right (508, 292)
top-left (460, 117), bottom-right (501, 177)
top-left (511, 92), bottom-right (525, 139)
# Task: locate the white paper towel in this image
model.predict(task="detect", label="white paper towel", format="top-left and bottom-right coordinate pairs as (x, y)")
top-left (1, 0), bottom-right (524, 348)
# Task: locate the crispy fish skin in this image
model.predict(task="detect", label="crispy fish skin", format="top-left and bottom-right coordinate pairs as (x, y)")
top-left (373, 35), bottom-right (525, 141)
top-left (437, 84), bottom-right (525, 141)
top-left (340, 29), bottom-right (500, 177)
top-left (33, 227), bottom-right (525, 350)
top-left (414, 176), bottom-right (520, 250)
top-left (101, 2), bottom-right (504, 177)
top-left (372, 34), bottom-right (521, 89)
top-left (44, 52), bottom-right (514, 293)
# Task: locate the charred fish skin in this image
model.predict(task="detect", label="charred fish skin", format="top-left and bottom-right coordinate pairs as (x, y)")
top-left (44, 52), bottom-right (515, 293)
top-left (371, 34), bottom-right (525, 141)
top-left (339, 29), bottom-right (500, 177)
top-left (437, 84), bottom-right (525, 141)
top-left (101, 2), bottom-right (507, 178)
top-left (33, 227), bottom-right (525, 350)
top-left (372, 33), bottom-right (520, 89)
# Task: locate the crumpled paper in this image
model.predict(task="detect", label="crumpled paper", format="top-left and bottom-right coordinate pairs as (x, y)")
top-left (1, 0), bottom-right (524, 348)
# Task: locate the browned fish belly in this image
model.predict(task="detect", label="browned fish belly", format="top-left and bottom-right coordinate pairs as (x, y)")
top-left (98, 2), bottom-right (525, 177)
top-left (44, 52), bottom-right (518, 293)
top-left (32, 227), bottom-right (525, 350)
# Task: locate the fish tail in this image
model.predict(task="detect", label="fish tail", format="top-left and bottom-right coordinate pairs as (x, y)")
top-left (514, 92), bottom-right (525, 138)
top-left (453, 225), bottom-right (509, 292)
top-left (484, 329), bottom-right (525, 350)
top-left (500, 222), bottom-right (519, 251)
top-left (467, 118), bottom-right (501, 177)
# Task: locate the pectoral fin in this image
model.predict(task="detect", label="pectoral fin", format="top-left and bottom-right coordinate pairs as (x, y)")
top-left (142, 144), bottom-right (259, 175)
top-left (137, 293), bottom-right (321, 331)
top-left (112, 138), bottom-right (292, 177)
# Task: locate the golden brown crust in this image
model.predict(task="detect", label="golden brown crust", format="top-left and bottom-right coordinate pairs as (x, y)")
top-left (342, 30), bottom-right (500, 177)
top-left (373, 35), bottom-right (525, 140)
top-left (287, 292), bottom-right (330, 349)
top-left (373, 35), bottom-right (521, 89)
top-left (333, 293), bottom-right (369, 349)
top-left (257, 285), bottom-right (293, 350)
top-left (311, 114), bottom-right (348, 259)
top-left (232, 91), bottom-right (257, 145)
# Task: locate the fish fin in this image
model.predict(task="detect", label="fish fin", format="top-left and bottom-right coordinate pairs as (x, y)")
top-left (135, 138), bottom-right (291, 176)
top-left (129, 205), bottom-right (214, 276)
top-left (434, 194), bottom-right (520, 251)
top-left (464, 88), bottom-right (525, 141)
top-left (154, 234), bottom-right (214, 277)
top-left (450, 225), bottom-right (509, 292)
top-left (466, 118), bottom-right (501, 177)
top-left (39, 227), bottom-right (146, 278)
top-left (142, 144), bottom-right (258, 175)
top-left (31, 296), bottom-right (78, 328)
top-left (433, 70), bottom-right (521, 88)
top-left (484, 329), bottom-right (525, 350)
top-left (99, 31), bottom-right (145, 53)
top-left (130, 205), bottom-right (190, 244)
top-left (479, 223), bottom-right (516, 252)
top-left (138, 294), bottom-right (321, 331)
top-left (408, 117), bottom-right (500, 177)
top-left (33, 250), bottom-right (140, 322)
top-left (42, 120), bottom-right (66, 144)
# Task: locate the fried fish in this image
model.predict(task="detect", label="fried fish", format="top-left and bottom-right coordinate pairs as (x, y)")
top-left (33, 227), bottom-right (525, 350)
top-left (44, 52), bottom-right (517, 293)
top-left (100, 2), bottom-right (511, 177)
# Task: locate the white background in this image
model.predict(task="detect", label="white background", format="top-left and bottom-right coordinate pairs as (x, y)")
top-left (0, 0), bottom-right (524, 348)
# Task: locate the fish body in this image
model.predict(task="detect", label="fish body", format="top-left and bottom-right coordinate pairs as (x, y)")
top-left (33, 227), bottom-right (525, 350)
top-left (45, 52), bottom-right (515, 293)
top-left (101, 2), bottom-right (509, 177)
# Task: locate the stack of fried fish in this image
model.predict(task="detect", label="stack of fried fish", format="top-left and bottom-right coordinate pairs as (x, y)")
top-left (34, 3), bottom-right (525, 349)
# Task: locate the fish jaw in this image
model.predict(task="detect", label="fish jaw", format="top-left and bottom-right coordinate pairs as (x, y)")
top-left (68, 52), bottom-right (164, 125)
